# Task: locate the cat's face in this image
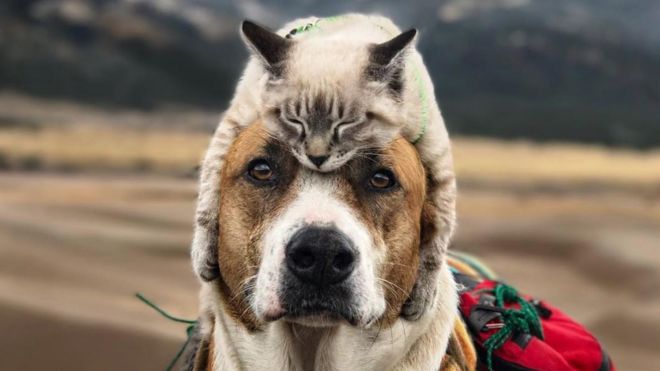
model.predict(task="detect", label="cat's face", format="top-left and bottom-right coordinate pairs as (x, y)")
top-left (261, 84), bottom-right (397, 172)
top-left (241, 21), bottom-right (417, 171)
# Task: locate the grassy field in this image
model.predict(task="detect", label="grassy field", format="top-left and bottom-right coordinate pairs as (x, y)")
top-left (0, 125), bottom-right (210, 174)
top-left (454, 138), bottom-right (660, 188)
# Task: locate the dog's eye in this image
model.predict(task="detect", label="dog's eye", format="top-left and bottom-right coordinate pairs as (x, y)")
top-left (247, 160), bottom-right (274, 182)
top-left (369, 170), bottom-right (396, 190)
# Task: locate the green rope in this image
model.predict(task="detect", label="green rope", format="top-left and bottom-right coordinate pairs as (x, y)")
top-left (410, 65), bottom-right (429, 145)
top-left (135, 293), bottom-right (198, 371)
top-left (482, 284), bottom-right (544, 371)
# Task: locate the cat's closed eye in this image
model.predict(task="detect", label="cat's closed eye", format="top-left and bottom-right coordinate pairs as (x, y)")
top-left (333, 118), bottom-right (364, 141)
top-left (286, 117), bottom-right (304, 126)
top-left (282, 116), bottom-right (306, 139)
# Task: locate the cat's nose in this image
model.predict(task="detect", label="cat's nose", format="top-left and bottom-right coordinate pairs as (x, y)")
top-left (307, 155), bottom-right (329, 167)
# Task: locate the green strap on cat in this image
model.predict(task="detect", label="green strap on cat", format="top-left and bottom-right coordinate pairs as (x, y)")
top-left (285, 16), bottom-right (430, 144)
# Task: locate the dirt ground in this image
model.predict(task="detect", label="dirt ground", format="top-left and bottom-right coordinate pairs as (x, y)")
top-left (0, 172), bottom-right (658, 370)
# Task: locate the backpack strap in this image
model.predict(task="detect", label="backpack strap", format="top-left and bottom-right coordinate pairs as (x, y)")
top-left (448, 251), bottom-right (497, 280)
top-left (442, 318), bottom-right (478, 371)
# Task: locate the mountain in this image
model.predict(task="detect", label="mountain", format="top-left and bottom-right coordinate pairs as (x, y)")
top-left (0, 0), bottom-right (658, 147)
top-left (0, 0), bottom-right (247, 107)
top-left (424, 18), bottom-right (660, 147)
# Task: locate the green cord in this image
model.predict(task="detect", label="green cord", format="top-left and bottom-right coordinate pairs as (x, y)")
top-left (411, 66), bottom-right (429, 145)
top-left (135, 293), bottom-right (198, 371)
top-left (482, 284), bottom-right (544, 371)
top-left (136, 293), bottom-right (197, 325)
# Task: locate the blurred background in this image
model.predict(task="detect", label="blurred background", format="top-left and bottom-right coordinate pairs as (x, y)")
top-left (0, 0), bottom-right (658, 370)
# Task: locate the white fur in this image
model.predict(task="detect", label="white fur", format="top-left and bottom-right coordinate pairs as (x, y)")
top-left (253, 170), bottom-right (385, 326)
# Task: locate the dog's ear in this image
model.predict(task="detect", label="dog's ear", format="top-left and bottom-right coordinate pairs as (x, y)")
top-left (402, 171), bottom-right (457, 320)
top-left (191, 211), bottom-right (220, 282)
top-left (241, 20), bottom-right (290, 70)
top-left (191, 123), bottom-right (235, 282)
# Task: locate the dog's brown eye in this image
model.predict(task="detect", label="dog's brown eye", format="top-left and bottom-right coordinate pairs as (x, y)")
top-left (248, 160), bottom-right (274, 182)
top-left (369, 170), bottom-right (395, 190)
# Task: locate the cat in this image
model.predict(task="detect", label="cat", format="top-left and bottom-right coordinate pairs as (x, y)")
top-left (192, 14), bottom-right (456, 320)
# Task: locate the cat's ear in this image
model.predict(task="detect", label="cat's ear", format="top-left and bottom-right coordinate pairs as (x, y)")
top-left (241, 20), bottom-right (290, 68)
top-left (370, 29), bottom-right (418, 67)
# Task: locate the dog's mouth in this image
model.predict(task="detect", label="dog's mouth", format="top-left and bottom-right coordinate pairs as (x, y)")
top-left (260, 302), bottom-right (359, 327)
top-left (286, 312), bottom-right (353, 327)
top-left (276, 283), bottom-right (362, 327)
top-left (282, 301), bottom-right (359, 327)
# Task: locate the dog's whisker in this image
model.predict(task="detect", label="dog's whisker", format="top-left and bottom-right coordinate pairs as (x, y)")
top-left (377, 277), bottom-right (408, 298)
top-left (369, 315), bottom-right (385, 349)
top-left (381, 261), bottom-right (414, 269)
top-left (231, 273), bottom-right (258, 301)
top-left (400, 318), bottom-right (408, 345)
top-left (291, 323), bottom-right (302, 341)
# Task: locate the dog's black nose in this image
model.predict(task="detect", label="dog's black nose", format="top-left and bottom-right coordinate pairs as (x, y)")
top-left (286, 227), bottom-right (357, 287)
top-left (307, 155), bottom-right (328, 168)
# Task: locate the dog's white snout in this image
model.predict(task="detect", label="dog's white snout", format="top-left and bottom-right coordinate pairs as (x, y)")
top-left (254, 177), bottom-right (386, 325)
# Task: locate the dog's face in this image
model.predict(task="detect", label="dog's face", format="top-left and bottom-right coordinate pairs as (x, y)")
top-left (216, 121), bottom-right (427, 330)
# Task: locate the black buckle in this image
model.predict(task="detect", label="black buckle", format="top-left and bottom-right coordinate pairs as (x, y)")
top-left (467, 294), bottom-right (505, 334)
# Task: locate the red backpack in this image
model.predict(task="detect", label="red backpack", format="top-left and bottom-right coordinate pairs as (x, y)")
top-left (449, 253), bottom-right (615, 371)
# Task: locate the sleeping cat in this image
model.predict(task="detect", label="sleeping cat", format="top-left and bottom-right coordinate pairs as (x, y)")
top-left (192, 14), bottom-right (456, 320)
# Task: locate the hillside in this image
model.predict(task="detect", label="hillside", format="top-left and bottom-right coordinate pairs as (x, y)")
top-left (1, 0), bottom-right (658, 147)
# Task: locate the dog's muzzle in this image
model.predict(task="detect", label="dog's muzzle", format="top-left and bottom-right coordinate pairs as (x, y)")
top-left (286, 226), bottom-right (358, 287)
top-left (281, 225), bottom-right (361, 325)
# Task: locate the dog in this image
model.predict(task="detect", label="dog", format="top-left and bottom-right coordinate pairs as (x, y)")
top-left (184, 121), bottom-right (458, 370)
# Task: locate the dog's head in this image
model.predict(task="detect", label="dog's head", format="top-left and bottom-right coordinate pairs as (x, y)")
top-left (215, 121), bottom-right (437, 330)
